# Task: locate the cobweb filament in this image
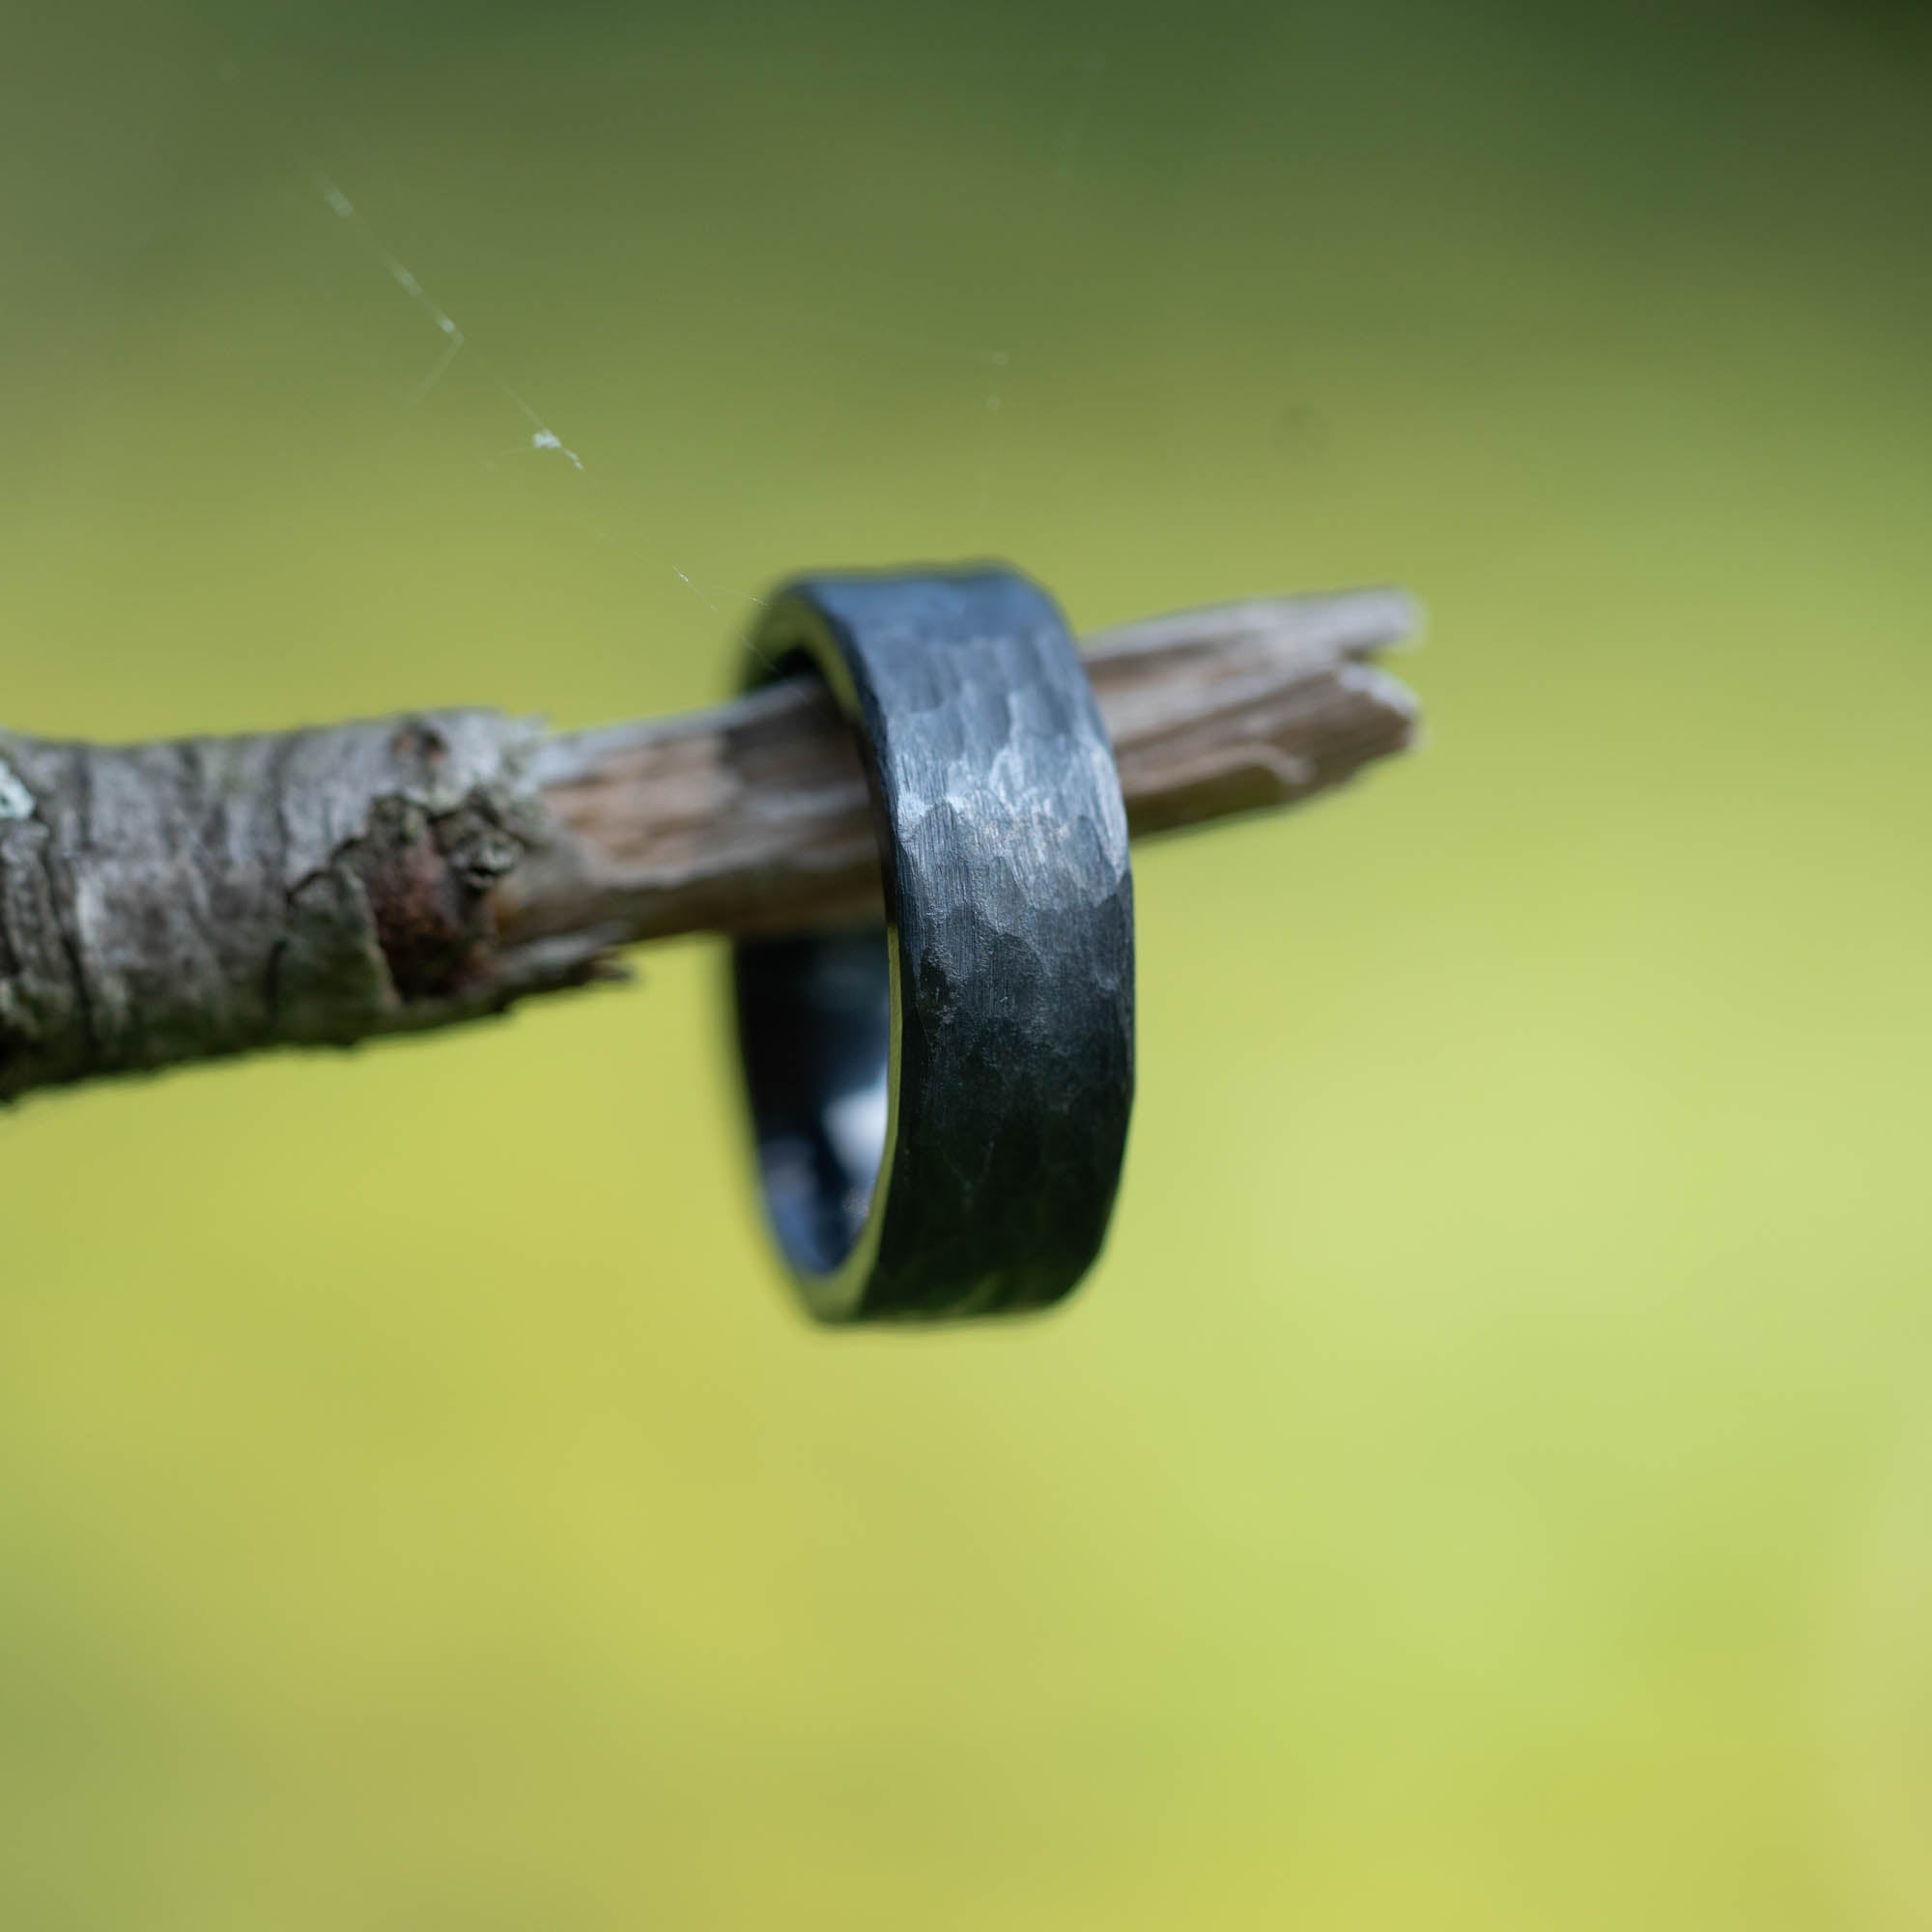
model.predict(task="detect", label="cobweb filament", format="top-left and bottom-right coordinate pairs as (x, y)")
top-left (300, 163), bottom-right (776, 651)
top-left (313, 174), bottom-right (578, 467)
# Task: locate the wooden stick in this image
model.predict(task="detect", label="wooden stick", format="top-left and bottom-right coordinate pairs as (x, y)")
top-left (0, 588), bottom-right (1418, 1101)
top-left (500, 587), bottom-right (1420, 947)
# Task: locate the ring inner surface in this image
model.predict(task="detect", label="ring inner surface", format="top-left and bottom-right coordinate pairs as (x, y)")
top-left (733, 927), bottom-right (891, 1278)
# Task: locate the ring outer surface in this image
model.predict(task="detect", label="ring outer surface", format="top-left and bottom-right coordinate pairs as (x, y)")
top-left (733, 566), bottom-right (1135, 1323)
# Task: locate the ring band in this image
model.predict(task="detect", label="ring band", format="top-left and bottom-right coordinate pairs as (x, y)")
top-left (730, 567), bottom-right (1135, 1322)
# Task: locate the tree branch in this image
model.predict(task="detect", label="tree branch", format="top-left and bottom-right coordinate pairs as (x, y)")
top-left (0, 588), bottom-right (1418, 1102)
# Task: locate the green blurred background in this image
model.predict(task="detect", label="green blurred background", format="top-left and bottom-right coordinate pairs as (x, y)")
top-left (3, 0), bottom-right (1930, 1923)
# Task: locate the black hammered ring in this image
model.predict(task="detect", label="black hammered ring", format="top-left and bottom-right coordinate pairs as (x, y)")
top-left (731, 566), bottom-right (1135, 1322)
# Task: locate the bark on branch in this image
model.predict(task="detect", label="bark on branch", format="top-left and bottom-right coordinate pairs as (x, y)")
top-left (0, 587), bottom-right (1418, 1102)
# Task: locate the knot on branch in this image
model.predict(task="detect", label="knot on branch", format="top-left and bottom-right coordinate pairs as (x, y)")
top-left (355, 794), bottom-right (525, 999)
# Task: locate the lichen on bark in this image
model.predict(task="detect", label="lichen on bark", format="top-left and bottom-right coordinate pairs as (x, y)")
top-left (0, 710), bottom-right (619, 1101)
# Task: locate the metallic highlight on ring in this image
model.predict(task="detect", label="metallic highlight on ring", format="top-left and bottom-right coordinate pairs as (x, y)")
top-left (730, 567), bottom-right (1135, 1322)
